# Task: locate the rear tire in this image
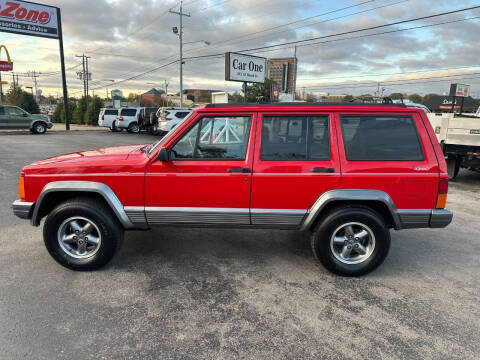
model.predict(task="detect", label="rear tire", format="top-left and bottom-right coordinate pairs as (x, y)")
top-left (32, 122), bottom-right (47, 134)
top-left (110, 121), bottom-right (122, 132)
top-left (43, 197), bottom-right (124, 271)
top-left (446, 157), bottom-right (460, 180)
top-left (311, 207), bottom-right (390, 277)
top-left (127, 122), bottom-right (140, 134)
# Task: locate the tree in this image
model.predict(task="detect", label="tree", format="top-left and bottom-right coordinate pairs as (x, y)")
top-left (72, 96), bottom-right (87, 124)
top-left (127, 93), bottom-right (139, 103)
top-left (246, 78), bottom-right (275, 102)
top-left (422, 93), bottom-right (438, 103)
top-left (84, 96), bottom-right (104, 125)
top-left (52, 101), bottom-right (76, 123)
top-left (229, 91), bottom-right (244, 103)
top-left (6, 86), bottom-right (40, 114)
top-left (389, 93), bottom-right (406, 101)
top-left (408, 94), bottom-right (422, 104)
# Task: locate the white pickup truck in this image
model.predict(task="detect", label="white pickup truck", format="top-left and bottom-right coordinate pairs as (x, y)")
top-left (427, 107), bottom-right (480, 179)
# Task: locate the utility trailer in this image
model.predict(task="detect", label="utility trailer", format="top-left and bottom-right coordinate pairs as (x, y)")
top-left (427, 108), bottom-right (480, 179)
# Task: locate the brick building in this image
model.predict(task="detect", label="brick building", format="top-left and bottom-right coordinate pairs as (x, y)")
top-left (140, 88), bottom-right (165, 106)
top-left (267, 57), bottom-right (297, 94)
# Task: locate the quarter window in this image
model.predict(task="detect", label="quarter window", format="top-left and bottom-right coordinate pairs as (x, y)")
top-left (261, 116), bottom-right (330, 160)
top-left (340, 115), bottom-right (424, 161)
top-left (171, 116), bottom-right (252, 160)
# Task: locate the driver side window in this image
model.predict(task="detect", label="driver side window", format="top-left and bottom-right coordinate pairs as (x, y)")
top-left (7, 107), bottom-right (24, 116)
top-left (171, 116), bottom-right (252, 160)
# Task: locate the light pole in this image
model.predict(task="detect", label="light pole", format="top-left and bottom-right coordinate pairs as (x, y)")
top-left (99, 79), bottom-right (114, 102)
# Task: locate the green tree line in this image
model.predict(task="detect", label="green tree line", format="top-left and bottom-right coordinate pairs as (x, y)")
top-left (52, 96), bottom-right (104, 125)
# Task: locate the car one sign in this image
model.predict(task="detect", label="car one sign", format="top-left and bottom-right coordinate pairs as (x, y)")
top-left (225, 52), bottom-right (266, 83)
top-left (0, 0), bottom-right (59, 39)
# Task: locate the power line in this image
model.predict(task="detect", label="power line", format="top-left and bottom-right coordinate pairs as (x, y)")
top-left (80, 6), bottom-right (480, 93)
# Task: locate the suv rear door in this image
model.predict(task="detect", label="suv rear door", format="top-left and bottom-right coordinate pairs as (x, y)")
top-left (145, 112), bottom-right (256, 225)
top-left (250, 111), bottom-right (341, 227)
top-left (336, 111), bottom-right (439, 210)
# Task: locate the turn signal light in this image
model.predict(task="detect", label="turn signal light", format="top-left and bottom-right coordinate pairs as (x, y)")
top-left (18, 174), bottom-right (25, 201)
top-left (436, 178), bottom-right (449, 209)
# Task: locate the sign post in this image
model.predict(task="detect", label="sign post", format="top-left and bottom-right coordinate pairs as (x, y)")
top-left (225, 52), bottom-right (266, 103)
top-left (0, 1), bottom-right (69, 129)
top-left (449, 83), bottom-right (470, 114)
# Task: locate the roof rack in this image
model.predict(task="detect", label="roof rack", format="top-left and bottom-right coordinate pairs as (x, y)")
top-left (205, 102), bottom-right (407, 108)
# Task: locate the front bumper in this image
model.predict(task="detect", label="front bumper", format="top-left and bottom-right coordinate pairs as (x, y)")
top-left (12, 200), bottom-right (34, 220)
top-left (46, 122), bottom-right (53, 129)
top-left (397, 209), bottom-right (453, 229)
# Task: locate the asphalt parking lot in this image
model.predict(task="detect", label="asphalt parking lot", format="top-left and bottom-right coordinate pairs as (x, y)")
top-left (0, 130), bottom-right (479, 359)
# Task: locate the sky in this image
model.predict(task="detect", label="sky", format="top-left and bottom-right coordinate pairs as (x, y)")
top-left (1, 0), bottom-right (480, 98)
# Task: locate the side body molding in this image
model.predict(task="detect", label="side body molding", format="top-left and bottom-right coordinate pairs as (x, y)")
top-left (300, 189), bottom-right (401, 231)
top-left (31, 181), bottom-right (134, 229)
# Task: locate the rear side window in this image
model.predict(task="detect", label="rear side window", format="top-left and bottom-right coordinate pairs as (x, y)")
top-left (104, 109), bottom-right (118, 115)
top-left (261, 116), bottom-right (330, 161)
top-left (174, 111), bottom-right (190, 119)
top-left (120, 109), bottom-right (137, 117)
top-left (0, 107), bottom-right (4, 115)
top-left (340, 115), bottom-right (424, 161)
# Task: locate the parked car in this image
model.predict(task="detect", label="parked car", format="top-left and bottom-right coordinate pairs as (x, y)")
top-left (138, 107), bottom-right (158, 134)
top-left (98, 108), bottom-right (120, 131)
top-left (116, 107), bottom-right (143, 133)
top-left (151, 107), bottom-right (193, 135)
top-left (12, 103), bottom-right (452, 276)
top-left (0, 105), bottom-right (53, 134)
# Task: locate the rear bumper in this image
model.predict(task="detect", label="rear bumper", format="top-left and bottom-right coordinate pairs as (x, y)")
top-left (12, 200), bottom-right (34, 220)
top-left (397, 209), bottom-right (453, 229)
top-left (430, 209), bottom-right (454, 228)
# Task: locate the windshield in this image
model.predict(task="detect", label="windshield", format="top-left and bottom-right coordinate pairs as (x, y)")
top-left (146, 112), bottom-right (194, 156)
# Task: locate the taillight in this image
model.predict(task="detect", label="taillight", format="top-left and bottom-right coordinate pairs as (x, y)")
top-left (118, 116), bottom-right (124, 121)
top-left (436, 178), bottom-right (449, 209)
top-left (102, 115), bottom-right (105, 120)
top-left (18, 172), bottom-right (25, 201)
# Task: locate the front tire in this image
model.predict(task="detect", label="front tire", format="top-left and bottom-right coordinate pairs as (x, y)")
top-left (32, 122), bottom-right (47, 134)
top-left (43, 197), bottom-right (124, 271)
top-left (311, 207), bottom-right (390, 276)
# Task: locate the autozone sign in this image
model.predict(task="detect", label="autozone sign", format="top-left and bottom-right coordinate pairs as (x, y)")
top-left (0, 0), bottom-right (59, 39)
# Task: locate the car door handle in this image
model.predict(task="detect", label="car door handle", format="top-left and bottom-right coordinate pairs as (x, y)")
top-left (312, 167), bottom-right (335, 173)
top-left (228, 168), bottom-right (251, 173)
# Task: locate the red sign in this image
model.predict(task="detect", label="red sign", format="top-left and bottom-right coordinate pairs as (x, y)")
top-left (0, 60), bottom-right (12, 71)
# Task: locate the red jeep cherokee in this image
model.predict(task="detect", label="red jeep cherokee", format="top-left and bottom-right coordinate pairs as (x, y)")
top-left (12, 103), bottom-right (453, 276)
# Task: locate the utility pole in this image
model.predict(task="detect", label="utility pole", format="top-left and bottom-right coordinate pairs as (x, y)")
top-left (75, 54), bottom-right (91, 106)
top-left (12, 73), bottom-right (15, 88)
top-left (85, 55), bottom-right (90, 107)
top-left (28, 70), bottom-right (40, 103)
top-left (164, 80), bottom-right (169, 106)
top-left (170, 0), bottom-right (190, 108)
top-left (293, 46), bottom-right (297, 101)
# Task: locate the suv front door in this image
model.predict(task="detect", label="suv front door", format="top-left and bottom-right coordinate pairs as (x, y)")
top-left (145, 113), bottom-right (256, 225)
top-left (250, 112), bottom-right (341, 227)
top-left (6, 106), bottom-right (30, 129)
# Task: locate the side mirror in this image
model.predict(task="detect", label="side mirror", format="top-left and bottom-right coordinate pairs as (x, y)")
top-left (158, 147), bottom-right (170, 162)
top-left (23, 113), bottom-right (28, 117)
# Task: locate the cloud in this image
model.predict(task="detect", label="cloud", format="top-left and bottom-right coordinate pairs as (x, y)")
top-left (2, 0), bottom-right (480, 96)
